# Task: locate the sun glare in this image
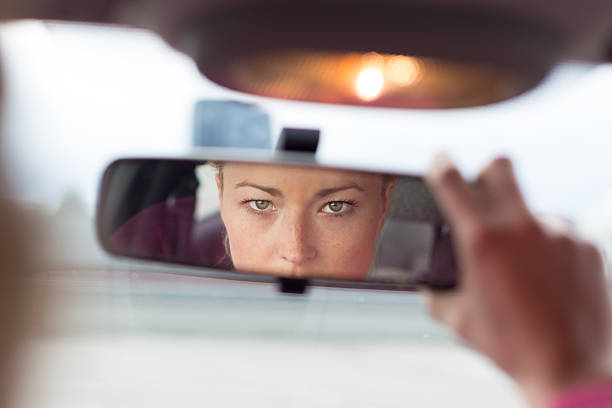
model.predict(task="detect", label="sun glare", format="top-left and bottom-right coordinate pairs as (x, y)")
top-left (387, 56), bottom-right (420, 86)
top-left (355, 67), bottom-right (384, 101)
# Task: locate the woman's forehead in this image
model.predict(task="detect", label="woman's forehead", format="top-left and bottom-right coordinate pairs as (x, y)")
top-left (223, 163), bottom-right (381, 189)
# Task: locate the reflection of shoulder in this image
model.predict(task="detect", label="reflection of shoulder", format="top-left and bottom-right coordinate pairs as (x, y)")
top-left (109, 198), bottom-right (231, 269)
top-left (191, 212), bottom-right (232, 270)
top-left (191, 211), bottom-right (224, 249)
top-left (109, 196), bottom-right (197, 260)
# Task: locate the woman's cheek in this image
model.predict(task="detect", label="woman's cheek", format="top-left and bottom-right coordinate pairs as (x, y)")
top-left (226, 215), bottom-right (271, 272)
top-left (319, 218), bottom-right (379, 279)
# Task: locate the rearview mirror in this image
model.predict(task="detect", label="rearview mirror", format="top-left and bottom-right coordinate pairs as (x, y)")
top-left (97, 156), bottom-right (457, 291)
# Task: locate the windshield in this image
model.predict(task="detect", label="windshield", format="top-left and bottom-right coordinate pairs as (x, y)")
top-left (1, 21), bottom-right (611, 408)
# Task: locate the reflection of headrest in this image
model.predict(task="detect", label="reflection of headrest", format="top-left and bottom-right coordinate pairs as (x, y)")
top-left (107, 161), bottom-right (200, 235)
top-left (109, 196), bottom-right (231, 269)
top-left (377, 221), bottom-right (456, 288)
top-left (387, 178), bottom-right (443, 223)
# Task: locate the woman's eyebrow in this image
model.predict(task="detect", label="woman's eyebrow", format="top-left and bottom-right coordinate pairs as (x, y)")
top-left (316, 183), bottom-right (364, 198)
top-left (234, 181), bottom-right (282, 197)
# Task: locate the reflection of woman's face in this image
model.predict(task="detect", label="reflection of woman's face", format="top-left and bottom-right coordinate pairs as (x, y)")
top-left (216, 163), bottom-right (394, 280)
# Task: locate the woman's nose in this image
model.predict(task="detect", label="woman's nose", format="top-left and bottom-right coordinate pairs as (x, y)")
top-left (278, 213), bottom-right (316, 265)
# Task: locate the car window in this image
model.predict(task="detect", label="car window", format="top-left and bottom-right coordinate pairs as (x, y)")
top-left (1, 21), bottom-right (610, 408)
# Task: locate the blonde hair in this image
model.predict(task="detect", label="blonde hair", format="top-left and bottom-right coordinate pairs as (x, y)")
top-left (209, 160), bottom-right (225, 188)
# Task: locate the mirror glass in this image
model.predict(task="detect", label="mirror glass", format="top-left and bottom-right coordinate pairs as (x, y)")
top-left (97, 159), bottom-right (456, 288)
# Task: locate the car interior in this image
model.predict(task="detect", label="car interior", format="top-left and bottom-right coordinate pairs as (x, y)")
top-left (1, 1), bottom-right (612, 407)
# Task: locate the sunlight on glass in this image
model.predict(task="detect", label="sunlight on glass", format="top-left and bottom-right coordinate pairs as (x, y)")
top-left (386, 56), bottom-right (421, 86)
top-left (355, 67), bottom-right (384, 101)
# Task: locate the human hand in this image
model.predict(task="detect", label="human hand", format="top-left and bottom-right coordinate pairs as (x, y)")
top-left (425, 154), bottom-right (612, 407)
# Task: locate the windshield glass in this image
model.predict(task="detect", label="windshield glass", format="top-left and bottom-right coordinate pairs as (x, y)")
top-left (1, 21), bottom-right (611, 408)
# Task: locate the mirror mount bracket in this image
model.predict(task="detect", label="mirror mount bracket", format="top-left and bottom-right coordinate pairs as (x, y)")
top-left (278, 278), bottom-right (309, 295)
top-left (276, 128), bottom-right (321, 295)
top-left (275, 127), bottom-right (318, 294)
top-left (276, 128), bottom-right (319, 153)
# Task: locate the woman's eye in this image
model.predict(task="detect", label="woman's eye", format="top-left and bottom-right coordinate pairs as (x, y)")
top-left (322, 201), bottom-right (349, 214)
top-left (249, 200), bottom-right (272, 211)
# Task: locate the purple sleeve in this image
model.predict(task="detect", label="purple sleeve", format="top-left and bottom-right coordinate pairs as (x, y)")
top-left (109, 197), bottom-right (196, 261)
top-left (548, 383), bottom-right (612, 408)
top-left (108, 196), bottom-right (231, 268)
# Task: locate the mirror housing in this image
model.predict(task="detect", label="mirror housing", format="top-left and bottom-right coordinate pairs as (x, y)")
top-left (178, 4), bottom-right (565, 109)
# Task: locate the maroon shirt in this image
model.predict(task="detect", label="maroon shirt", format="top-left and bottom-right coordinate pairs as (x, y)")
top-left (109, 196), bottom-right (231, 269)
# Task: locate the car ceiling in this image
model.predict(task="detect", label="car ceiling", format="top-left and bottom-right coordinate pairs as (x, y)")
top-left (105, 0), bottom-right (612, 64)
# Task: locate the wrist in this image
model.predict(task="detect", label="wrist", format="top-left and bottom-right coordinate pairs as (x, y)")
top-left (519, 361), bottom-right (612, 408)
top-left (545, 380), bottom-right (612, 408)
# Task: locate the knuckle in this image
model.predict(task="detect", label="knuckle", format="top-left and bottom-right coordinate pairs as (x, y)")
top-left (467, 223), bottom-right (493, 246)
top-left (491, 156), bottom-right (513, 171)
top-left (465, 216), bottom-right (539, 254)
top-left (580, 241), bottom-right (604, 267)
top-left (581, 241), bottom-right (600, 257)
top-left (554, 231), bottom-right (576, 252)
top-left (466, 224), bottom-right (501, 256)
top-left (513, 215), bottom-right (540, 236)
top-left (436, 166), bottom-right (463, 189)
top-left (480, 156), bottom-right (512, 178)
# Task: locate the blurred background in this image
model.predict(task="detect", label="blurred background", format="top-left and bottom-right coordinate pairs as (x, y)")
top-left (1, 20), bottom-right (611, 408)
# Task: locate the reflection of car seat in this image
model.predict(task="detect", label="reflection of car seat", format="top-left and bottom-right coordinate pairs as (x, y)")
top-left (109, 196), bottom-right (231, 269)
top-left (377, 176), bottom-right (456, 288)
top-left (376, 221), bottom-right (456, 288)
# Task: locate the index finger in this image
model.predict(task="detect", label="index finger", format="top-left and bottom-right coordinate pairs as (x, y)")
top-left (426, 153), bottom-right (477, 231)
